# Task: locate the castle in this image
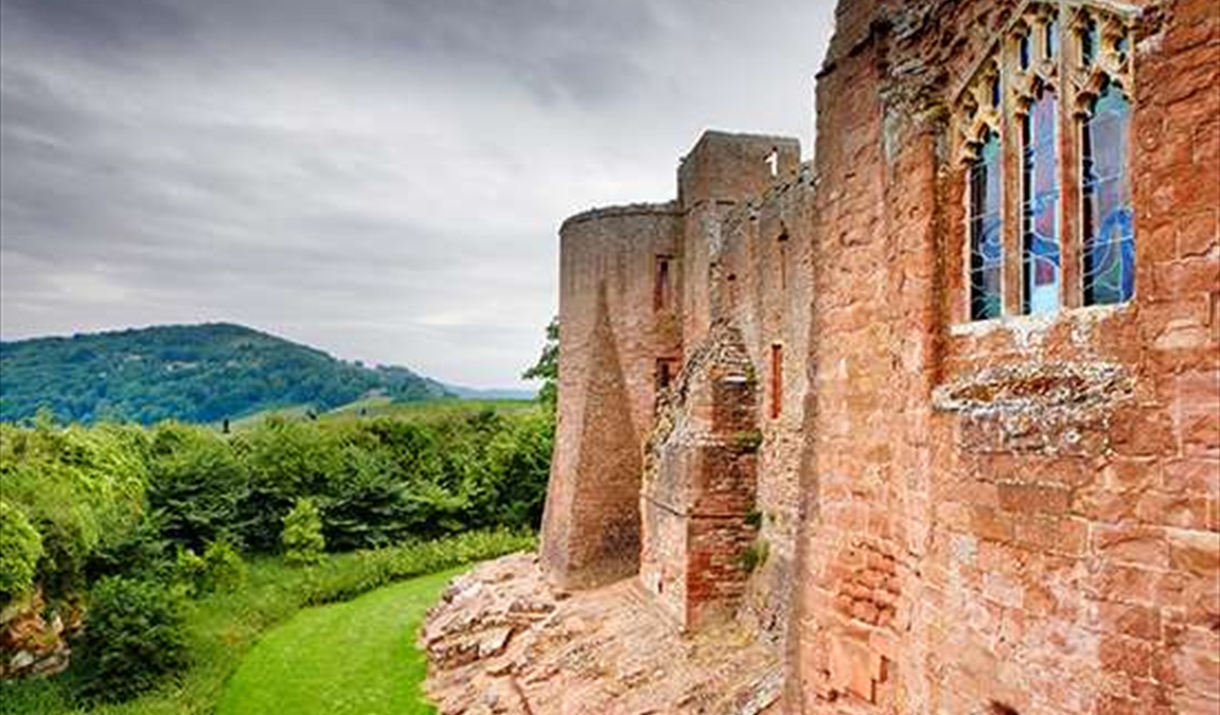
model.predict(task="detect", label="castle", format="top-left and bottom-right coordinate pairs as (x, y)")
top-left (536, 0), bottom-right (1220, 712)
top-left (421, 0), bottom-right (1219, 712)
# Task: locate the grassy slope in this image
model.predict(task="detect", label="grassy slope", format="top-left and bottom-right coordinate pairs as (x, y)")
top-left (0, 532), bottom-right (534, 715)
top-left (217, 567), bottom-right (462, 715)
top-left (227, 397), bottom-right (537, 432)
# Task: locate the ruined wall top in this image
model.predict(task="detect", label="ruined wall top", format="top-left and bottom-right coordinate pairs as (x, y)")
top-left (677, 131), bottom-right (801, 210)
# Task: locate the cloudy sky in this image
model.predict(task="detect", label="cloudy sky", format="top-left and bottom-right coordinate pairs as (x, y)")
top-left (0, 0), bottom-right (834, 389)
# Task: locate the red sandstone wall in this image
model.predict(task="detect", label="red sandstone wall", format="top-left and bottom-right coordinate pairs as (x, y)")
top-left (540, 0), bottom-right (1218, 708)
top-left (640, 324), bottom-right (761, 629)
top-left (789, 1), bottom-right (1220, 714)
top-left (718, 177), bottom-right (817, 640)
top-left (543, 131), bottom-right (802, 593)
top-left (680, 133), bottom-right (801, 355)
top-left (541, 204), bottom-right (682, 588)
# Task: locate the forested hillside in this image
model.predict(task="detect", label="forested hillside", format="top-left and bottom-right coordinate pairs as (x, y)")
top-left (0, 323), bottom-right (451, 424)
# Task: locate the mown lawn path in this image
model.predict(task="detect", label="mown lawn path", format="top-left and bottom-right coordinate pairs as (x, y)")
top-left (216, 567), bottom-right (463, 715)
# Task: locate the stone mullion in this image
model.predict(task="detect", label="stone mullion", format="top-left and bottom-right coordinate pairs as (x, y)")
top-left (1060, 15), bottom-right (1084, 310)
top-left (1002, 36), bottom-right (1024, 318)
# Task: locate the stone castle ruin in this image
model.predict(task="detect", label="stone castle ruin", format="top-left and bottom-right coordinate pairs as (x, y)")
top-left (423, 0), bottom-right (1220, 712)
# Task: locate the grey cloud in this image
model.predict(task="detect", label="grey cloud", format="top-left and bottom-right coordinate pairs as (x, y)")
top-left (0, 0), bottom-right (833, 388)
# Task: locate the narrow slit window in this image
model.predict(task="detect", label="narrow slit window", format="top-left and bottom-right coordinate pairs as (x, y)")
top-left (656, 358), bottom-right (679, 393)
top-left (654, 256), bottom-right (672, 311)
top-left (778, 231), bottom-right (789, 290)
top-left (769, 344), bottom-right (783, 419)
top-left (1019, 34), bottom-right (1032, 70)
top-left (1022, 87), bottom-right (1061, 315)
top-left (969, 130), bottom-right (1004, 320)
top-left (1082, 82), bottom-right (1135, 305)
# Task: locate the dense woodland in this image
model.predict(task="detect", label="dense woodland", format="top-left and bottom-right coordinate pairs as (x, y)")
top-left (0, 320), bottom-right (559, 712)
top-left (0, 402), bottom-right (553, 598)
top-left (0, 402), bottom-right (552, 707)
top-left (0, 323), bottom-right (451, 424)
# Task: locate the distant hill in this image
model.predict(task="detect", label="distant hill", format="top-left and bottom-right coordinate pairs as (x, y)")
top-left (0, 323), bottom-right (453, 424)
top-left (446, 385), bottom-right (537, 401)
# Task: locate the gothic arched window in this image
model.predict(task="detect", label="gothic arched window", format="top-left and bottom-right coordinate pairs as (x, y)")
top-left (1022, 86), bottom-right (1061, 315)
top-left (953, 2), bottom-right (1135, 322)
top-left (970, 130), bottom-right (1004, 321)
top-left (1081, 82), bottom-right (1135, 305)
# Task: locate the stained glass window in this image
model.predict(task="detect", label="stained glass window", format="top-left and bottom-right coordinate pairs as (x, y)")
top-left (1081, 18), bottom-right (1098, 66)
top-left (1082, 82), bottom-right (1135, 305)
top-left (1020, 34), bottom-right (1032, 69)
top-left (970, 130), bottom-right (1004, 320)
top-left (1045, 20), bottom-right (1058, 58)
top-left (1022, 88), bottom-right (1061, 315)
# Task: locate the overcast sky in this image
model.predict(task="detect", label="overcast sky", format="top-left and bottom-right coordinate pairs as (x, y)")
top-left (0, 0), bottom-right (834, 389)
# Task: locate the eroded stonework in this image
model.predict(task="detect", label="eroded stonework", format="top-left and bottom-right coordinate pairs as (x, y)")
top-left (426, 0), bottom-right (1220, 713)
top-left (422, 554), bottom-right (783, 715)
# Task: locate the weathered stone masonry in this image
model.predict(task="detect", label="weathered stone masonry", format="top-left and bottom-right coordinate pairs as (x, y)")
top-left (536, 0), bottom-right (1219, 713)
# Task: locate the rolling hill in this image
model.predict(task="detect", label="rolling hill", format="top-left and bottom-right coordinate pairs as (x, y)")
top-left (0, 323), bottom-right (454, 424)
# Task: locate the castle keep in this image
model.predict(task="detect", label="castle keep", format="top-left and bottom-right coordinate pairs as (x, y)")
top-left (426, 0), bottom-right (1220, 712)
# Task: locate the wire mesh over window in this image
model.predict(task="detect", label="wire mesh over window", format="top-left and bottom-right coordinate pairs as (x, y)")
top-left (970, 131), bottom-right (1004, 321)
top-left (1022, 87), bottom-right (1061, 316)
top-left (1081, 82), bottom-right (1135, 306)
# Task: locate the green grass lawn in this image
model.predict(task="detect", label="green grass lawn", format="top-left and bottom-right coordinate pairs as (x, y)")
top-left (216, 567), bottom-right (461, 715)
top-left (226, 397), bottom-right (538, 432)
top-left (0, 531), bottom-right (534, 715)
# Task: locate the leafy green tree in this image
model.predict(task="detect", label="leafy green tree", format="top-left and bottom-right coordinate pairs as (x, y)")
top-left (282, 498), bottom-right (325, 566)
top-left (236, 418), bottom-right (342, 551)
top-left (0, 500), bottom-right (43, 602)
top-left (147, 423), bottom-right (248, 552)
top-left (522, 318), bottom-right (559, 416)
top-left (0, 421), bottom-right (148, 603)
top-left (480, 411), bottom-right (554, 529)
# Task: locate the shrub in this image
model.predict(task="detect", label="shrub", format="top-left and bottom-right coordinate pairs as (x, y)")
top-left (173, 546), bottom-right (208, 597)
top-left (304, 528), bottom-right (536, 605)
top-left (0, 500), bottom-right (43, 603)
top-left (738, 538), bottom-right (769, 573)
top-left (172, 539), bottom-right (246, 597)
top-left (732, 429), bottom-right (764, 453)
top-left (202, 539), bottom-right (247, 593)
top-left (282, 498), bottom-right (325, 566)
top-left (85, 517), bottom-right (172, 584)
top-left (73, 577), bottom-right (188, 703)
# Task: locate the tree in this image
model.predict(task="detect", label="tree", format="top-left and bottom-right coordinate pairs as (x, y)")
top-left (522, 318), bottom-right (559, 416)
top-left (0, 500), bottom-right (43, 602)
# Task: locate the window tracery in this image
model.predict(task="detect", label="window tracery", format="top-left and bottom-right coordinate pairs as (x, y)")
top-left (952, 1), bottom-right (1136, 322)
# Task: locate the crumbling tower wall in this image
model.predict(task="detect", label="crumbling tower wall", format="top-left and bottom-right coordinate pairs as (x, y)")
top-left (540, 203), bottom-right (683, 589)
top-left (640, 323), bottom-right (760, 630)
top-left (541, 132), bottom-right (801, 595)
